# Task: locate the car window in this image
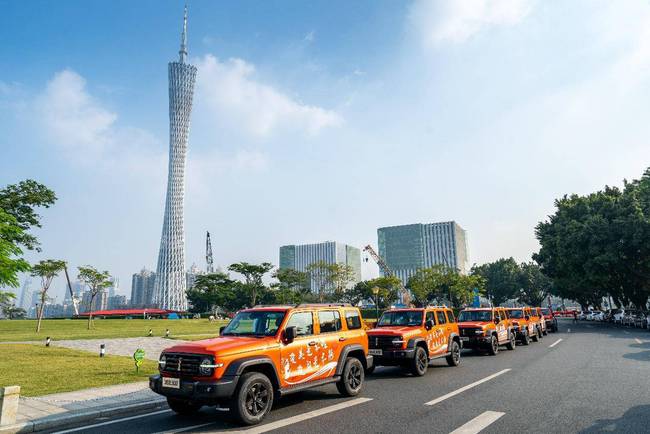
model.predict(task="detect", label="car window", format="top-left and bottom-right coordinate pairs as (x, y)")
top-left (318, 310), bottom-right (341, 333)
top-left (436, 311), bottom-right (447, 325)
top-left (345, 310), bottom-right (362, 330)
top-left (285, 312), bottom-right (313, 336)
top-left (426, 311), bottom-right (435, 324)
top-left (446, 310), bottom-right (456, 323)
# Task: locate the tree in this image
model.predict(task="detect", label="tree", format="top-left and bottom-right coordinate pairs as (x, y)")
top-left (0, 180), bottom-right (57, 252)
top-left (329, 263), bottom-right (357, 300)
top-left (450, 273), bottom-right (485, 307)
top-left (350, 276), bottom-right (402, 308)
top-left (306, 261), bottom-right (335, 303)
top-left (228, 262), bottom-right (274, 307)
top-left (0, 291), bottom-right (24, 319)
top-left (272, 268), bottom-right (310, 294)
top-left (471, 258), bottom-right (521, 306)
top-left (186, 272), bottom-right (238, 313)
top-left (31, 259), bottom-right (67, 332)
top-left (77, 266), bottom-right (112, 330)
top-left (0, 210), bottom-right (31, 288)
top-left (517, 262), bottom-right (552, 306)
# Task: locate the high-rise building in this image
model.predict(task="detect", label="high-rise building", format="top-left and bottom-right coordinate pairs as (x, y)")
top-left (80, 290), bottom-right (108, 313)
top-left (107, 277), bottom-right (119, 298)
top-left (131, 268), bottom-right (156, 308)
top-left (153, 6), bottom-right (197, 311)
top-left (18, 277), bottom-right (34, 310)
top-left (378, 221), bottom-right (469, 285)
top-left (186, 263), bottom-right (203, 290)
top-left (279, 241), bottom-right (362, 293)
top-left (107, 295), bottom-right (128, 310)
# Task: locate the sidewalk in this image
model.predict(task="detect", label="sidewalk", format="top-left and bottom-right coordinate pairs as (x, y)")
top-left (0, 382), bottom-right (166, 433)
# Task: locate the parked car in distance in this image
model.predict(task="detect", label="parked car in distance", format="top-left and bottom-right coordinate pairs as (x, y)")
top-left (633, 312), bottom-right (647, 328)
top-left (505, 307), bottom-right (540, 345)
top-left (623, 311), bottom-right (637, 327)
top-left (529, 307), bottom-right (547, 336)
top-left (457, 307), bottom-right (516, 355)
top-left (541, 308), bottom-right (559, 332)
top-left (613, 309), bottom-right (625, 325)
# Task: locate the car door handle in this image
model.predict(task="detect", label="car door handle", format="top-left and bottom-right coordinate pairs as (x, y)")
top-left (339, 337), bottom-right (346, 342)
top-left (308, 341), bottom-right (317, 346)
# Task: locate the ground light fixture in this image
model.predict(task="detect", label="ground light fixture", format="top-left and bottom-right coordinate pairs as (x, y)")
top-left (100, 343), bottom-right (105, 357)
top-left (165, 329), bottom-right (170, 338)
top-left (148, 329), bottom-right (153, 337)
top-left (45, 337), bottom-right (51, 347)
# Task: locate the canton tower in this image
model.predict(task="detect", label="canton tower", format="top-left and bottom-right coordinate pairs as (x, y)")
top-left (153, 6), bottom-right (197, 311)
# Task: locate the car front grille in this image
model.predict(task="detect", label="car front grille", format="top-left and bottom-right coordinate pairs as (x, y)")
top-left (161, 353), bottom-right (203, 376)
top-left (459, 327), bottom-right (482, 337)
top-left (369, 335), bottom-right (401, 350)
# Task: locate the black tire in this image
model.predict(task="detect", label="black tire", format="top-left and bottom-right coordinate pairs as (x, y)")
top-left (409, 346), bottom-right (429, 376)
top-left (167, 397), bottom-right (202, 415)
top-left (365, 364), bottom-right (376, 375)
top-left (542, 327), bottom-right (548, 336)
top-left (230, 372), bottom-right (274, 426)
top-left (531, 327), bottom-right (540, 342)
top-left (521, 330), bottom-right (530, 346)
top-left (506, 332), bottom-right (516, 350)
top-left (336, 357), bottom-right (364, 396)
top-left (487, 335), bottom-right (499, 356)
top-left (446, 340), bottom-right (461, 366)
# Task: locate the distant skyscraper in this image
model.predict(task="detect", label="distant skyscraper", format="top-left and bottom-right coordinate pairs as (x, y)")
top-left (186, 263), bottom-right (203, 290)
top-left (153, 7), bottom-right (197, 311)
top-left (18, 277), bottom-right (33, 310)
top-left (279, 241), bottom-right (362, 293)
top-left (378, 221), bottom-right (469, 285)
top-left (131, 268), bottom-right (156, 308)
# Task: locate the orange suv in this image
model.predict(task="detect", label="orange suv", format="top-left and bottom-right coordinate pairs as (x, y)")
top-left (150, 304), bottom-right (372, 425)
top-left (366, 306), bottom-right (461, 376)
top-left (457, 307), bottom-right (516, 355)
top-left (506, 307), bottom-right (541, 345)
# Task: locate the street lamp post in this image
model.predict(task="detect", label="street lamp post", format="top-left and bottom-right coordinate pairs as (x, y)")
top-left (372, 286), bottom-right (380, 321)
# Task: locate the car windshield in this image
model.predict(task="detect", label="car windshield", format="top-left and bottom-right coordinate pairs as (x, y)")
top-left (541, 308), bottom-right (551, 315)
top-left (509, 309), bottom-right (524, 318)
top-left (458, 310), bottom-right (493, 322)
top-left (221, 310), bottom-right (286, 337)
top-left (377, 311), bottom-right (423, 327)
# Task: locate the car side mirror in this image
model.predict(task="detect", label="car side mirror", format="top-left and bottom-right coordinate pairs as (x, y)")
top-left (219, 326), bottom-right (226, 335)
top-left (494, 318), bottom-right (500, 324)
top-left (284, 326), bottom-right (297, 343)
top-left (425, 319), bottom-right (434, 330)
top-left (525, 315), bottom-right (530, 321)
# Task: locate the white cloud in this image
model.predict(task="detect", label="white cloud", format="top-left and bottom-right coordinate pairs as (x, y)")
top-left (195, 54), bottom-right (343, 138)
top-left (36, 69), bottom-right (118, 154)
top-left (410, 0), bottom-right (534, 46)
top-left (304, 31), bottom-right (315, 43)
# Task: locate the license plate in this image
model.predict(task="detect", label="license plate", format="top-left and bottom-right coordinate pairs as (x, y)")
top-left (368, 349), bottom-right (382, 356)
top-left (162, 377), bottom-right (180, 389)
top-left (461, 337), bottom-right (469, 342)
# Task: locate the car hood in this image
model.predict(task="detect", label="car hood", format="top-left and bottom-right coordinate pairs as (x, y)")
top-left (367, 326), bottom-right (421, 337)
top-left (161, 336), bottom-right (279, 357)
top-left (458, 321), bottom-right (491, 328)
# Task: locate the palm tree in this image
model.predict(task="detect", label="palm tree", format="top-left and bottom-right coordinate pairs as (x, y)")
top-left (31, 259), bottom-right (67, 332)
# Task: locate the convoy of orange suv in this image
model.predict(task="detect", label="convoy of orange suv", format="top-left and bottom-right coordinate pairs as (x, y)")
top-left (151, 303), bottom-right (558, 425)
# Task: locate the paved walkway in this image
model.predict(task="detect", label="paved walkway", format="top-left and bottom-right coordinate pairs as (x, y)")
top-left (50, 337), bottom-right (190, 361)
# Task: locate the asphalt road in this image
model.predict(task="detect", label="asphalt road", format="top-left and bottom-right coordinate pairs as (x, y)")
top-left (49, 319), bottom-right (650, 434)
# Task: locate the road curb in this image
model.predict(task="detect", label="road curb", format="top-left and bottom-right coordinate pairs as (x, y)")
top-left (0, 398), bottom-right (166, 433)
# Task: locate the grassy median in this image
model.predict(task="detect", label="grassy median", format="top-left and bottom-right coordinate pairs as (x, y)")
top-left (0, 318), bottom-right (227, 342)
top-left (0, 344), bottom-right (159, 396)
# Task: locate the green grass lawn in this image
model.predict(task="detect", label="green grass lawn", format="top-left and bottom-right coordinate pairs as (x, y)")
top-left (0, 319), bottom-right (228, 342)
top-left (0, 344), bottom-right (159, 396)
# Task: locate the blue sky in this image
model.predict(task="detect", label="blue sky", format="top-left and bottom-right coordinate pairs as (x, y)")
top-left (2, 0), bottom-right (649, 301)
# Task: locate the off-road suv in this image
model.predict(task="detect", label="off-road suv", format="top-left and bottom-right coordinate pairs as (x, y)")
top-left (457, 307), bottom-right (516, 355)
top-left (530, 307), bottom-right (547, 336)
top-left (506, 307), bottom-right (541, 345)
top-left (366, 306), bottom-right (461, 376)
top-left (150, 304), bottom-right (372, 425)
top-left (540, 307), bottom-right (558, 332)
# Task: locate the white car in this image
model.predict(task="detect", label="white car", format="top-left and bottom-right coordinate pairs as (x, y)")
top-left (592, 311), bottom-right (604, 321)
top-left (614, 310), bottom-right (625, 324)
top-left (578, 311), bottom-right (588, 320)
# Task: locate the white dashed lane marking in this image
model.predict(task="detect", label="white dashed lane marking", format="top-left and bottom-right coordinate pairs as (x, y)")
top-left (549, 338), bottom-right (563, 348)
top-left (226, 397), bottom-right (373, 434)
top-left (425, 369), bottom-right (511, 406)
top-left (449, 411), bottom-right (505, 434)
top-left (635, 338), bottom-right (643, 344)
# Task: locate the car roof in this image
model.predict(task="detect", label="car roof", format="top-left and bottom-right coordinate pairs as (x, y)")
top-left (461, 308), bottom-right (494, 311)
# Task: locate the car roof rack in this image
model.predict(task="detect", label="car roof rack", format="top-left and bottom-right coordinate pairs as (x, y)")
top-left (250, 304), bottom-right (295, 309)
top-left (295, 303), bottom-right (352, 308)
top-left (425, 305), bottom-right (449, 309)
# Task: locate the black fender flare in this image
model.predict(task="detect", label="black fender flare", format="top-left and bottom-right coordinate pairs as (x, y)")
top-left (407, 337), bottom-right (427, 353)
top-left (223, 356), bottom-right (281, 388)
top-left (335, 344), bottom-right (366, 375)
top-left (446, 333), bottom-right (460, 351)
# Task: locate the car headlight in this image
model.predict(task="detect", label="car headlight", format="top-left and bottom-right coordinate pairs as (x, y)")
top-left (158, 354), bottom-right (166, 370)
top-left (475, 330), bottom-right (484, 335)
top-left (199, 357), bottom-right (216, 376)
top-left (392, 338), bottom-right (405, 346)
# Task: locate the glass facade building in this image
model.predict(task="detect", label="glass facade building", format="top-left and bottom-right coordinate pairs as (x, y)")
top-left (279, 241), bottom-right (362, 293)
top-left (378, 221), bottom-right (469, 285)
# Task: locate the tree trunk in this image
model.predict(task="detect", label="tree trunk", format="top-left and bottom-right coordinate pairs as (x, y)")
top-left (87, 292), bottom-right (96, 330)
top-left (36, 292), bottom-right (46, 332)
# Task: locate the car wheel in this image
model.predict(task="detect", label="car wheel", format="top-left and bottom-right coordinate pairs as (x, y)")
top-left (337, 357), bottom-right (365, 395)
top-left (506, 332), bottom-right (516, 350)
top-left (542, 327), bottom-right (548, 336)
top-left (521, 331), bottom-right (530, 346)
top-left (446, 340), bottom-right (461, 366)
top-left (409, 346), bottom-right (429, 376)
top-left (531, 328), bottom-right (539, 342)
top-left (167, 397), bottom-right (202, 415)
top-left (230, 372), bottom-right (274, 425)
top-left (488, 335), bottom-right (498, 356)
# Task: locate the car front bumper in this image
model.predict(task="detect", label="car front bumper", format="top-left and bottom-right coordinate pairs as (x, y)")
top-left (459, 336), bottom-right (492, 349)
top-left (370, 348), bottom-right (416, 365)
top-left (149, 374), bottom-right (237, 403)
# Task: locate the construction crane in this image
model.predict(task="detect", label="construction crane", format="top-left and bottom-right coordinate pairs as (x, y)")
top-left (64, 266), bottom-right (80, 316)
top-left (363, 245), bottom-right (411, 306)
top-left (206, 231), bottom-right (214, 273)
